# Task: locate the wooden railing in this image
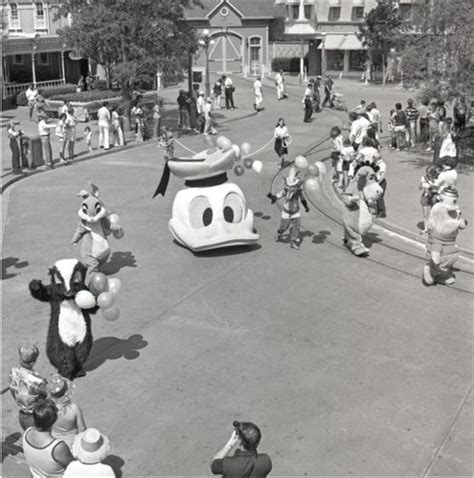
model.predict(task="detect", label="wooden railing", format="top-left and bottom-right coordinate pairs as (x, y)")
top-left (5, 79), bottom-right (66, 97)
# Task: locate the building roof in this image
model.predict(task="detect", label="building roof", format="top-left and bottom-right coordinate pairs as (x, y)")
top-left (185, 0), bottom-right (285, 20)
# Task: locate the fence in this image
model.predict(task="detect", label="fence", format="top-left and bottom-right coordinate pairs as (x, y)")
top-left (5, 79), bottom-right (65, 97)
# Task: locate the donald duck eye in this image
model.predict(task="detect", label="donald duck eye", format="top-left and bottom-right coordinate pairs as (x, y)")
top-left (223, 193), bottom-right (244, 223)
top-left (189, 196), bottom-right (213, 228)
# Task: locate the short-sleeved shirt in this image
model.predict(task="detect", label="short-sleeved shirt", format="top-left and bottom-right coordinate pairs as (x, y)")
top-left (9, 366), bottom-right (48, 413)
top-left (211, 450), bottom-right (272, 478)
top-left (405, 106), bottom-right (419, 121)
top-left (64, 460), bottom-right (115, 477)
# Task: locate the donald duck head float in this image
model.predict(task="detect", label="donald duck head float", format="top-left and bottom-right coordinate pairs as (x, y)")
top-left (153, 136), bottom-right (260, 252)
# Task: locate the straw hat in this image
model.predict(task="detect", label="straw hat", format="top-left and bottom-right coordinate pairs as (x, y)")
top-left (72, 428), bottom-right (110, 464)
top-left (47, 374), bottom-right (75, 404)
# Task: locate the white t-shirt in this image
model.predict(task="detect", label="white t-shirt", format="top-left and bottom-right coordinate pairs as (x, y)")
top-left (275, 73), bottom-right (283, 85)
top-left (97, 107), bottom-right (111, 126)
top-left (26, 88), bottom-right (38, 103)
top-left (254, 80), bottom-right (262, 94)
top-left (64, 461), bottom-right (115, 477)
top-left (350, 117), bottom-right (371, 145)
top-left (274, 125), bottom-right (289, 139)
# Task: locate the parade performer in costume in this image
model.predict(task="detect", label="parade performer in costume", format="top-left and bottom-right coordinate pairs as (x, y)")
top-left (71, 183), bottom-right (124, 284)
top-left (342, 162), bottom-right (383, 256)
top-left (423, 186), bottom-right (467, 286)
top-left (29, 259), bottom-right (97, 380)
top-left (267, 166), bottom-right (310, 250)
top-left (152, 137), bottom-right (259, 252)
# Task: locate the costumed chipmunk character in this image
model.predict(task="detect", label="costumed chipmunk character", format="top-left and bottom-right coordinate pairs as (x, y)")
top-left (423, 186), bottom-right (467, 286)
top-left (342, 162), bottom-right (383, 256)
top-left (71, 183), bottom-right (124, 283)
top-left (29, 259), bottom-right (97, 379)
top-left (153, 137), bottom-right (259, 252)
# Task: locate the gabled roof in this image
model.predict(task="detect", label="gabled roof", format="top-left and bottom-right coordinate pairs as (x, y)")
top-left (185, 0), bottom-right (285, 20)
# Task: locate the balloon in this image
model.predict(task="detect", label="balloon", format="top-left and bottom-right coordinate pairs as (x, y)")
top-left (307, 164), bottom-right (319, 176)
top-left (241, 142), bottom-right (251, 155)
top-left (216, 136), bottom-right (232, 150)
top-left (252, 160), bottom-right (263, 174)
top-left (107, 278), bottom-right (122, 295)
top-left (108, 213), bottom-right (120, 225)
top-left (231, 144), bottom-right (241, 160)
top-left (305, 177), bottom-right (321, 192)
top-left (295, 155), bottom-right (308, 170)
top-left (113, 229), bottom-right (124, 239)
top-left (97, 291), bottom-right (115, 309)
top-left (102, 306), bottom-right (120, 322)
top-left (89, 272), bottom-right (108, 296)
top-left (243, 158), bottom-right (253, 169)
top-left (314, 161), bottom-right (327, 177)
top-left (75, 290), bottom-right (96, 309)
top-left (234, 165), bottom-right (245, 176)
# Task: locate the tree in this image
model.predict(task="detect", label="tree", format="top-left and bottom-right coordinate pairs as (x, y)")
top-left (357, 0), bottom-right (402, 84)
top-left (57, 0), bottom-right (201, 103)
top-left (400, 0), bottom-right (474, 99)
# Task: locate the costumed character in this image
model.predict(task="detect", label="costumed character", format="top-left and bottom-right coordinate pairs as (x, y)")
top-left (29, 259), bottom-right (97, 380)
top-left (342, 162), bottom-right (383, 256)
top-left (152, 137), bottom-right (260, 252)
top-left (422, 187), bottom-right (467, 286)
top-left (267, 166), bottom-right (309, 250)
top-left (71, 183), bottom-right (124, 284)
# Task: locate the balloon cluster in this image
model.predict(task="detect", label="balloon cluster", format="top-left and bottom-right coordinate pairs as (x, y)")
top-left (74, 273), bottom-right (122, 322)
top-left (107, 213), bottom-right (124, 239)
top-left (293, 155), bottom-right (327, 193)
top-left (213, 136), bottom-right (263, 177)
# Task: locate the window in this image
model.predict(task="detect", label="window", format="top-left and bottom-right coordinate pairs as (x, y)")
top-left (9, 3), bottom-right (21, 30)
top-left (249, 37), bottom-right (261, 76)
top-left (35, 2), bottom-right (47, 30)
top-left (35, 2), bottom-right (44, 17)
top-left (291, 4), bottom-right (299, 19)
top-left (328, 7), bottom-right (341, 20)
top-left (39, 53), bottom-right (49, 65)
top-left (351, 6), bottom-right (364, 21)
top-left (304, 5), bottom-right (312, 19)
top-left (349, 50), bottom-right (365, 71)
top-left (327, 50), bottom-right (344, 71)
top-left (13, 54), bottom-right (24, 65)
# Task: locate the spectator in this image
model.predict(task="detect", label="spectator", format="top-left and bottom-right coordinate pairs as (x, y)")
top-left (330, 125), bottom-right (343, 185)
top-left (35, 90), bottom-right (46, 117)
top-left (213, 78), bottom-right (223, 110)
top-left (349, 112), bottom-right (371, 151)
top-left (97, 102), bottom-right (111, 150)
top-left (453, 96), bottom-right (468, 132)
top-left (111, 106), bottom-right (124, 147)
top-left (7, 120), bottom-right (23, 174)
top-left (322, 75), bottom-right (334, 108)
top-left (23, 399), bottom-right (74, 477)
top-left (25, 84), bottom-right (38, 121)
top-left (302, 84), bottom-right (313, 123)
top-left (55, 113), bottom-right (70, 164)
top-left (391, 103), bottom-right (408, 151)
top-left (196, 91), bottom-right (206, 133)
top-left (152, 102), bottom-right (162, 139)
top-left (203, 97), bottom-right (217, 135)
top-left (418, 99), bottom-right (430, 146)
top-left (84, 126), bottom-right (93, 152)
top-left (367, 102), bottom-right (382, 136)
top-left (59, 100), bottom-right (70, 117)
top-left (340, 137), bottom-right (355, 191)
top-left (352, 100), bottom-right (367, 115)
top-left (189, 86), bottom-right (199, 131)
top-left (65, 107), bottom-right (77, 160)
top-left (274, 117), bottom-right (290, 169)
top-left (419, 165), bottom-right (439, 233)
top-left (253, 77), bottom-right (263, 113)
top-left (177, 90), bottom-right (191, 130)
top-left (434, 156), bottom-right (457, 194)
top-left (223, 75), bottom-right (235, 110)
top-left (37, 113), bottom-right (56, 168)
top-left (356, 136), bottom-right (379, 164)
top-left (64, 428), bottom-right (115, 477)
top-left (211, 421), bottom-right (272, 478)
top-left (405, 98), bottom-right (419, 147)
top-left (9, 345), bottom-right (48, 430)
top-left (374, 152), bottom-right (387, 218)
top-left (274, 70), bottom-right (287, 100)
top-left (438, 123), bottom-right (457, 161)
top-left (158, 127), bottom-right (175, 159)
top-left (49, 375), bottom-right (86, 449)
top-left (427, 100), bottom-right (440, 152)
top-left (77, 76), bottom-right (86, 93)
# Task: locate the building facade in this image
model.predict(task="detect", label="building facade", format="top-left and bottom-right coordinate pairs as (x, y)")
top-left (1, 0), bottom-right (88, 98)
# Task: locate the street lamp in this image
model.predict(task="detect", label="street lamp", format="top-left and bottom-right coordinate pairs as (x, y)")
top-left (320, 32), bottom-right (327, 76)
top-left (198, 29), bottom-right (215, 97)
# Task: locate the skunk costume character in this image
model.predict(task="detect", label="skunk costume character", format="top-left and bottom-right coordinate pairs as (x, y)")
top-left (29, 259), bottom-right (97, 380)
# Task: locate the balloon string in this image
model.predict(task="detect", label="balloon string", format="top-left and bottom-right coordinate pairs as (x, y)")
top-left (242, 137), bottom-right (274, 159)
top-left (174, 139), bottom-right (198, 155)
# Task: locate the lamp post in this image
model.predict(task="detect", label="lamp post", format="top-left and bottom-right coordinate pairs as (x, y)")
top-left (320, 32), bottom-right (327, 76)
top-left (198, 29), bottom-right (215, 97)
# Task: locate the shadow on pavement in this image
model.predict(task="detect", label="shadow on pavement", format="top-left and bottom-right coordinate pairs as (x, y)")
top-left (1, 432), bottom-right (22, 463)
top-left (312, 230), bottom-right (331, 244)
top-left (2, 257), bottom-right (29, 280)
top-left (101, 251), bottom-right (137, 275)
top-left (365, 232), bottom-right (383, 248)
top-left (254, 211), bottom-right (272, 220)
top-left (103, 454), bottom-right (125, 477)
top-left (191, 243), bottom-right (262, 258)
top-left (84, 334), bottom-right (148, 373)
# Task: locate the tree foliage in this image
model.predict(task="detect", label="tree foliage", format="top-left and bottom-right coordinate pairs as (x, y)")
top-left (57, 0), bottom-right (201, 98)
top-left (400, 0), bottom-right (474, 99)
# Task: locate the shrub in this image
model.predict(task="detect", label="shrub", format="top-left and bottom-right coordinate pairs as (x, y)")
top-left (16, 84), bottom-right (78, 106)
top-left (271, 57), bottom-right (303, 73)
top-left (48, 90), bottom-right (120, 102)
top-left (93, 79), bottom-right (109, 90)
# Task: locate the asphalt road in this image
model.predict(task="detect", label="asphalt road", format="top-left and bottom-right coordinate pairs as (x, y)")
top-left (2, 88), bottom-right (473, 477)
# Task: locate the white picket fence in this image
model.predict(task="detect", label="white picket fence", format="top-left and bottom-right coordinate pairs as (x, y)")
top-left (5, 79), bottom-right (65, 97)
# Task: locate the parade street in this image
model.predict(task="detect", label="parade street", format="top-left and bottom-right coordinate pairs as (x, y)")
top-left (2, 76), bottom-right (473, 477)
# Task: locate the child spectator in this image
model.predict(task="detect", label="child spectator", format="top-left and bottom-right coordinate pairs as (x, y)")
top-left (434, 156), bottom-right (457, 194)
top-left (392, 103), bottom-right (408, 151)
top-left (341, 137), bottom-right (356, 190)
top-left (267, 167), bottom-right (310, 250)
top-left (152, 102), bottom-right (161, 139)
top-left (330, 126), bottom-right (343, 184)
top-left (405, 98), bottom-right (419, 147)
top-left (387, 109), bottom-right (397, 149)
top-left (84, 126), bottom-right (93, 152)
top-left (159, 127), bottom-right (175, 160)
top-left (419, 165), bottom-right (439, 233)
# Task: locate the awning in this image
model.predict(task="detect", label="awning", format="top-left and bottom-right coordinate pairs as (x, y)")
top-left (329, 0), bottom-right (342, 5)
top-left (352, 0), bottom-right (365, 5)
top-left (318, 34), bottom-right (364, 50)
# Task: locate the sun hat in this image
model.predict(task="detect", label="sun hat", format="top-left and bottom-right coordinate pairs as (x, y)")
top-left (48, 374), bottom-right (75, 404)
top-left (72, 428), bottom-right (110, 464)
top-left (19, 344), bottom-right (39, 365)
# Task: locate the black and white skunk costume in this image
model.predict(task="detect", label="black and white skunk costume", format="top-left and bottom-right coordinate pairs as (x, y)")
top-left (29, 259), bottom-right (97, 380)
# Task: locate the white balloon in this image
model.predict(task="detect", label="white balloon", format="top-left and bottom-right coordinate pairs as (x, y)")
top-left (305, 177), bottom-right (320, 192)
top-left (108, 213), bottom-right (120, 225)
top-left (295, 156), bottom-right (308, 170)
top-left (252, 160), bottom-right (263, 174)
top-left (75, 290), bottom-right (96, 309)
top-left (231, 144), bottom-right (241, 160)
top-left (241, 142), bottom-right (252, 155)
top-left (314, 161), bottom-right (327, 177)
top-left (216, 136), bottom-right (232, 150)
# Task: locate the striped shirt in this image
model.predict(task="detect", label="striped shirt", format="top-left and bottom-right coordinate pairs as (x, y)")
top-left (405, 106), bottom-right (419, 121)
